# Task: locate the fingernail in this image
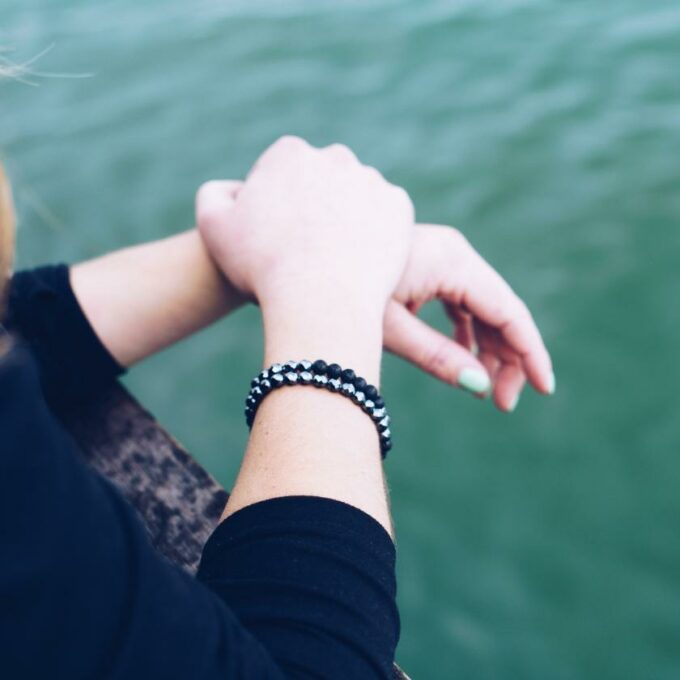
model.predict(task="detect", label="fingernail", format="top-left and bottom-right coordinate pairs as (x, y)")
top-left (507, 393), bottom-right (520, 412)
top-left (546, 371), bottom-right (556, 395)
top-left (458, 368), bottom-right (491, 394)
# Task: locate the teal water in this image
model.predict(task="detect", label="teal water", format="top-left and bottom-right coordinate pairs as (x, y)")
top-left (3, 1), bottom-right (680, 677)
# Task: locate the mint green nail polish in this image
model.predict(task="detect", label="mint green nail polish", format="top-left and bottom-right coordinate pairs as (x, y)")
top-left (458, 368), bottom-right (491, 394)
top-left (547, 371), bottom-right (556, 395)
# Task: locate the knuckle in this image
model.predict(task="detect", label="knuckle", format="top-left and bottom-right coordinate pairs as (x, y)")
top-left (362, 164), bottom-right (383, 180)
top-left (448, 227), bottom-right (469, 249)
top-left (389, 185), bottom-right (414, 219)
top-left (327, 143), bottom-right (355, 157)
top-left (275, 134), bottom-right (308, 151)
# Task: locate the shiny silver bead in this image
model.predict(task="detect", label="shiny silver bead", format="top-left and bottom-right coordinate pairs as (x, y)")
top-left (364, 400), bottom-right (375, 410)
top-left (378, 415), bottom-right (390, 431)
top-left (299, 371), bottom-right (313, 384)
top-left (372, 407), bottom-right (386, 421)
top-left (259, 369), bottom-right (269, 380)
top-left (380, 428), bottom-right (391, 440)
top-left (354, 391), bottom-right (366, 404)
top-left (252, 386), bottom-right (263, 398)
top-left (284, 371), bottom-right (299, 384)
top-left (271, 364), bottom-right (283, 374)
top-left (286, 360), bottom-right (299, 370)
top-left (342, 383), bottom-right (356, 396)
top-left (300, 360), bottom-right (312, 370)
top-left (271, 373), bottom-right (285, 385)
top-left (313, 374), bottom-right (328, 387)
top-left (260, 379), bottom-right (272, 393)
top-left (328, 378), bottom-right (341, 392)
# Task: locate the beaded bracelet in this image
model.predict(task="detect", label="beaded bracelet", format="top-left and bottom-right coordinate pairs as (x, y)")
top-left (245, 359), bottom-right (392, 458)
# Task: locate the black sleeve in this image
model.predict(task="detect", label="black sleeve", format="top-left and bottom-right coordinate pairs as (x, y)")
top-left (4, 264), bottom-right (124, 406)
top-left (198, 496), bottom-right (400, 678)
top-left (0, 344), bottom-right (284, 680)
top-left (0, 346), bottom-right (400, 678)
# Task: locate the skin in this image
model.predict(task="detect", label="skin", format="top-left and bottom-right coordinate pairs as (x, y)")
top-left (4, 137), bottom-right (554, 534)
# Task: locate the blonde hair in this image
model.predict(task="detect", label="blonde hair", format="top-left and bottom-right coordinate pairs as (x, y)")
top-left (0, 162), bottom-right (16, 321)
top-left (1, 61), bottom-right (17, 320)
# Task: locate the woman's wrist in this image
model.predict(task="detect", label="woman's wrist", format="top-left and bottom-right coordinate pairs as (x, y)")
top-left (261, 290), bottom-right (385, 387)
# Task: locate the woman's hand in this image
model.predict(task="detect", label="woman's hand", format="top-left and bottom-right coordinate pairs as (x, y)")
top-left (384, 224), bottom-right (554, 412)
top-left (198, 135), bottom-right (414, 384)
top-left (196, 143), bottom-right (553, 412)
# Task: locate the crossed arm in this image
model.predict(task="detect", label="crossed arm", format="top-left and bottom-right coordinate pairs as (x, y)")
top-left (70, 143), bottom-right (554, 535)
top-left (3, 137), bottom-right (554, 678)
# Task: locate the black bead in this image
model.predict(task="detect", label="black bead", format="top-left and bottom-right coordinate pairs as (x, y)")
top-left (340, 368), bottom-right (356, 383)
top-left (373, 395), bottom-right (384, 408)
top-left (326, 363), bottom-right (342, 379)
top-left (312, 359), bottom-right (328, 374)
top-left (354, 377), bottom-right (367, 392)
top-left (251, 377), bottom-right (260, 389)
top-left (364, 384), bottom-right (378, 400)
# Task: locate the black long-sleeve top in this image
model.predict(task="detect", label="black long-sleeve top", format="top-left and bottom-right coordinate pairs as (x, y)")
top-left (0, 265), bottom-right (399, 679)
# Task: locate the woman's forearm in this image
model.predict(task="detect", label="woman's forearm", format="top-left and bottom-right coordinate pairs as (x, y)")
top-left (223, 297), bottom-right (393, 536)
top-left (70, 230), bottom-right (243, 367)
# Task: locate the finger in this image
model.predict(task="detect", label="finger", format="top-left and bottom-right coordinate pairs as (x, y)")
top-left (445, 303), bottom-right (476, 352)
top-left (460, 252), bottom-right (554, 394)
top-left (384, 300), bottom-right (491, 394)
top-left (195, 180), bottom-right (243, 225)
top-left (493, 362), bottom-right (526, 413)
top-left (476, 351), bottom-right (499, 398)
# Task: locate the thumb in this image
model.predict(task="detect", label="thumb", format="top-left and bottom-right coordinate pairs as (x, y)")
top-left (195, 180), bottom-right (243, 225)
top-left (384, 300), bottom-right (491, 395)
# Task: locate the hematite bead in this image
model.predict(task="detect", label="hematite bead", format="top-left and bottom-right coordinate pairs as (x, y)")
top-left (284, 371), bottom-right (299, 384)
top-left (380, 428), bottom-right (391, 440)
top-left (364, 399), bottom-right (375, 411)
top-left (355, 391), bottom-right (366, 404)
top-left (364, 384), bottom-right (378, 400)
top-left (259, 369), bottom-right (269, 380)
top-left (260, 379), bottom-right (272, 394)
top-left (340, 368), bottom-right (356, 384)
top-left (354, 377), bottom-right (367, 392)
top-left (381, 439), bottom-right (392, 455)
top-left (378, 415), bottom-right (390, 431)
top-left (342, 382), bottom-right (356, 396)
top-left (252, 386), bottom-right (263, 398)
top-left (372, 407), bottom-right (386, 421)
top-left (312, 359), bottom-right (328, 374)
top-left (250, 377), bottom-right (260, 389)
top-left (326, 363), bottom-right (342, 379)
top-left (286, 360), bottom-right (299, 370)
top-left (299, 360), bottom-right (312, 370)
top-left (313, 374), bottom-right (328, 387)
top-left (328, 378), bottom-right (341, 392)
top-left (271, 364), bottom-right (283, 374)
top-left (271, 373), bottom-right (285, 386)
top-left (299, 371), bottom-right (313, 384)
